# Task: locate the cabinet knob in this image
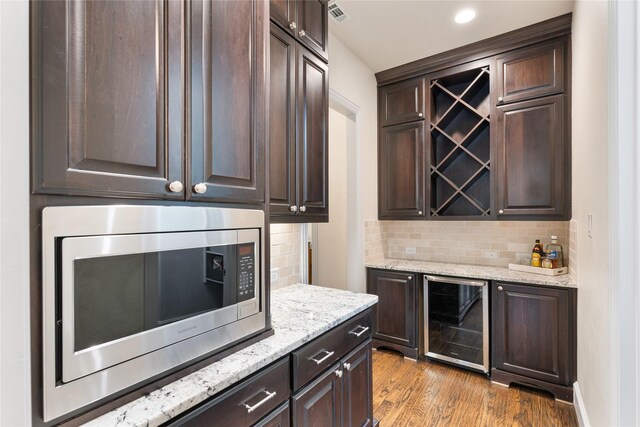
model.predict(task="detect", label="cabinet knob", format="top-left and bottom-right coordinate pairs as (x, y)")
top-left (168, 181), bottom-right (183, 193)
top-left (498, 286), bottom-right (504, 291)
top-left (418, 112), bottom-right (423, 118)
top-left (193, 183), bottom-right (207, 194)
top-left (418, 211), bottom-right (423, 215)
top-left (498, 96), bottom-right (504, 102)
top-left (498, 209), bottom-right (504, 214)
top-left (299, 206), bottom-right (307, 213)
top-left (343, 362), bottom-right (351, 371)
top-left (289, 205), bottom-right (298, 212)
top-left (335, 369), bottom-right (343, 378)
top-left (299, 29), bottom-right (306, 37)
top-left (289, 21), bottom-right (297, 30)
top-left (407, 276), bottom-right (412, 280)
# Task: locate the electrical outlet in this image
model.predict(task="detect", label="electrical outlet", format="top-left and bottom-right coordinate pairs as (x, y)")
top-left (405, 247), bottom-right (416, 255)
top-left (486, 251), bottom-right (498, 259)
top-left (516, 252), bottom-right (530, 265)
top-left (270, 268), bottom-right (279, 282)
top-left (588, 213), bottom-right (593, 238)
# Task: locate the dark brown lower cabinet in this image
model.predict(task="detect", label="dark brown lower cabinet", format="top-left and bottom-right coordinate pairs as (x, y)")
top-left (165, 309), bottom-right (375, 426)
top-left (292, 340), bottom-right (373, 427)
top-left (491, 282), bottom-right (576, 401)
top-left (367, 268), bottom-right (419, 358)
top-left (255, 403), bottom-right (290, 427)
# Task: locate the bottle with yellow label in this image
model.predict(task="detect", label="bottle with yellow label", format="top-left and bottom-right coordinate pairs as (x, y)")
top-left (531, 239), bottom-right (544, 267)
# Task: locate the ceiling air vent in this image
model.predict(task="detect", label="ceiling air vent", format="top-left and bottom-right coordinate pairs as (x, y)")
top-left (328, 0), bottom-right (349, 24)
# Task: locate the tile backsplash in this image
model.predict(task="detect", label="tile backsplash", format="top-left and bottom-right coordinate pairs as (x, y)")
top-left (270, 224), bottom-right (303, 290)
top-left (365, 220), bottom-right (571, 269)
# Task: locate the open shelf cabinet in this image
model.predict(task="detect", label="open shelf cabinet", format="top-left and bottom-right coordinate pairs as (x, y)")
top-left (429, 64), bottom-right (492, 219)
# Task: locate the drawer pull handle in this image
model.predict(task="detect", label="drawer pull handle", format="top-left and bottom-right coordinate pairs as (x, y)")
top-left (309, 349), bottom-right (335, 365)
top-left (348, 325), bottom-right (370, 338)
top-left (335, 369), bottom-right (343, 378)
top-left (242, 390), bottom-right (277, 414)
top-left (343, 362), bottom-right (351, 371)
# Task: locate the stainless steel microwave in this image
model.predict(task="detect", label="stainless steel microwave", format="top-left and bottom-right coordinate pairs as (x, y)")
top-left (42, 206), bottom-right (266, 421)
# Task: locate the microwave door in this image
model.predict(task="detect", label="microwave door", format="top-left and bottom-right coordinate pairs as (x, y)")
top-left (60, 230), bottom-right (240, 383)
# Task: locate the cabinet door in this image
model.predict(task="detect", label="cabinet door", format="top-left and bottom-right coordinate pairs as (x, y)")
top-left (32, 0), bottom-right (184, 199)
top-left (270, 0), bottom-right (295, 34)
top-left (367, 270), bottom-right (417, 349)
top-left (492, 283), bottom-right (571, 385)
top-left (378, 122), bottom-right (427, 219)
top-left (292, 363), bottom-right (342, 427)
top-left (254, 402), bottom-right (290, 427)
top-left (296, 45), bottom-right (329, 220)
top-left (269, 24), bottom-right (297, 217)
top-left (496, 95), bottom-right (567, 218)
top-left (496, 39), bottom-right (565, 104)
top-left (379, 77), bottom-right (426, 127)
top-left (190, 0), bottom-right (266, 204)
top-left (296, 0), bottom-right (329, 62)
top-left (341, 341), bottom-right (373, 427)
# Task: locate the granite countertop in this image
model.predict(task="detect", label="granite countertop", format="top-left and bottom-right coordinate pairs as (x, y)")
top-left (85, 285), bottom-right (378, 427)
top-left (366, 258), bottom-right (577, 288)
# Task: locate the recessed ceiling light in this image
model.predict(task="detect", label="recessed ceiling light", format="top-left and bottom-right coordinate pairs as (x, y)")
top-left (455, 9), bottom-right (476, 24)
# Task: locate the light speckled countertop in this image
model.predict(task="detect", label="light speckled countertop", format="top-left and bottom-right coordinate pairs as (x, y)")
top-left (366, 259), bottom-right (577, 288)
top-left (84, 285), bottom-right (378, 427)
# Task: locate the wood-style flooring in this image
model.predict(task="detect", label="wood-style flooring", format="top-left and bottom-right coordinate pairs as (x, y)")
top-left (372, 349), bottom-right (578, 427)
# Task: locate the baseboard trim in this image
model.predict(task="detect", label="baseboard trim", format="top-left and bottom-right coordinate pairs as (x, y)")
top-left (573, 381), bottom-right (591, 427)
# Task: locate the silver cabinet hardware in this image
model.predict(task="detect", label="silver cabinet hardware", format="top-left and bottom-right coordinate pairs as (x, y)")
top-left (299, 29), bottom-right (306, 37)
top-left (309, 349), bottom-right (334, 365)
top-left (348, 325), bottom-right (369, 337)
top-left (498, 286), bottom-right (504, 291)
top-left (289, 21), bottom-right (297, 30)
top-left (343, 362), bottom-right (351, 371)
top-left (407, 276), bottom-right (412, 280)
top-left (168, 181), bottom-right (183, 193)
top-left (418, 112), bottom-right (423, 117)
top-left (242, 390), bottom-right (276, 413)
top-left (498, 96), bottom-right (504, 102)
top-left (335, 369), bottom-right (343, 378)
top-left (418, 211), bottom-right (423, 215)
top-left (290, 205), bottom-right (298, 212)
top-left (193, 183), bottom-right (207, 194)
top-left (299, 206), bottom-right (307, 213)
top-left (498, 209), bottom-right (504, 214)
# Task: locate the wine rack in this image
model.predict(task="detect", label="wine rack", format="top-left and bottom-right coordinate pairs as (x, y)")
top-left (429, 66), bottom-right (491, 218)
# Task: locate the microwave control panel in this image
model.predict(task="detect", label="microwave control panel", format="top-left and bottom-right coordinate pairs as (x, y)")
top-left (237, 243), bottom-right (255, 302)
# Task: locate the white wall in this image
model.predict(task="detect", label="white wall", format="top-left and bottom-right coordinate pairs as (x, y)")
top-left (572, 2), bottom-right (611, 426)
top-left (0, 1), bottom-right (32, 425)
top-left (328, 32), bottom-right (378, 292)
top-left (314, 108), bottom-right (352, 289)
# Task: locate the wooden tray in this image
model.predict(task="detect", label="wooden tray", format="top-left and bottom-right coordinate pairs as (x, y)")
top-left (508, 263), bottom-right (568, 276)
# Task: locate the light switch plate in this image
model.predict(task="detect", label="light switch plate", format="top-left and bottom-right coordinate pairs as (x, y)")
top-left (588, 213), bottom-right (593, 238)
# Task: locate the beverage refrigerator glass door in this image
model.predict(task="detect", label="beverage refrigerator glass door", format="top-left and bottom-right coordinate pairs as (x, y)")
top-left (41, 206), bottom-right (266, 422)
top-left (423, 275), bottom-right (489, 373)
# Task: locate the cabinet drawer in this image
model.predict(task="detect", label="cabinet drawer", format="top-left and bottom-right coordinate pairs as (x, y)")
top-left (292, 309), bottom-right (372, 391)
top-left (254, 402), bottom-right (290, 427)
top-left (167, 358), bottom-right (290, 426)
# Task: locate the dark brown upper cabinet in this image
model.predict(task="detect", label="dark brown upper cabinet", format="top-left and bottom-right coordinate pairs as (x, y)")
top-left (270, 0), bottom-right (328, 62)
top-left (496, 39), bottom-right (565, 104)
top-left (32, 0), bottom-right (267, 205)
top-left (496, 95), bottom-right (567, 218)
top-left (379, 77), bottom-right (426, 127)
top-left (378, 122), bottom-right (427, 220)
top-left (189, 0), bottom-right (266, 204)
top-left (374, 15), bottom-right (571, 221)
top-left (492, 282), bottom-right (576, 401)
top-left (31, 0), bottom-right (184, 199)
top-left (269, 23), bottom-right (329, 222)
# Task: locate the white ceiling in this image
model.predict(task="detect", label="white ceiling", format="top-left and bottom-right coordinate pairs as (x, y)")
top-left (329, 0), bottom-right (574, 73)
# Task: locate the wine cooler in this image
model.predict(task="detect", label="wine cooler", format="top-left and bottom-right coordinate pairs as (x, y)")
top-left (423, 275), bottom-right (489, 373)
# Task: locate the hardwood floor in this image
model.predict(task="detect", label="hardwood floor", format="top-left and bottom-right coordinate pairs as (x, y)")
top-left (372, 349), bottom-right (578, 427)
